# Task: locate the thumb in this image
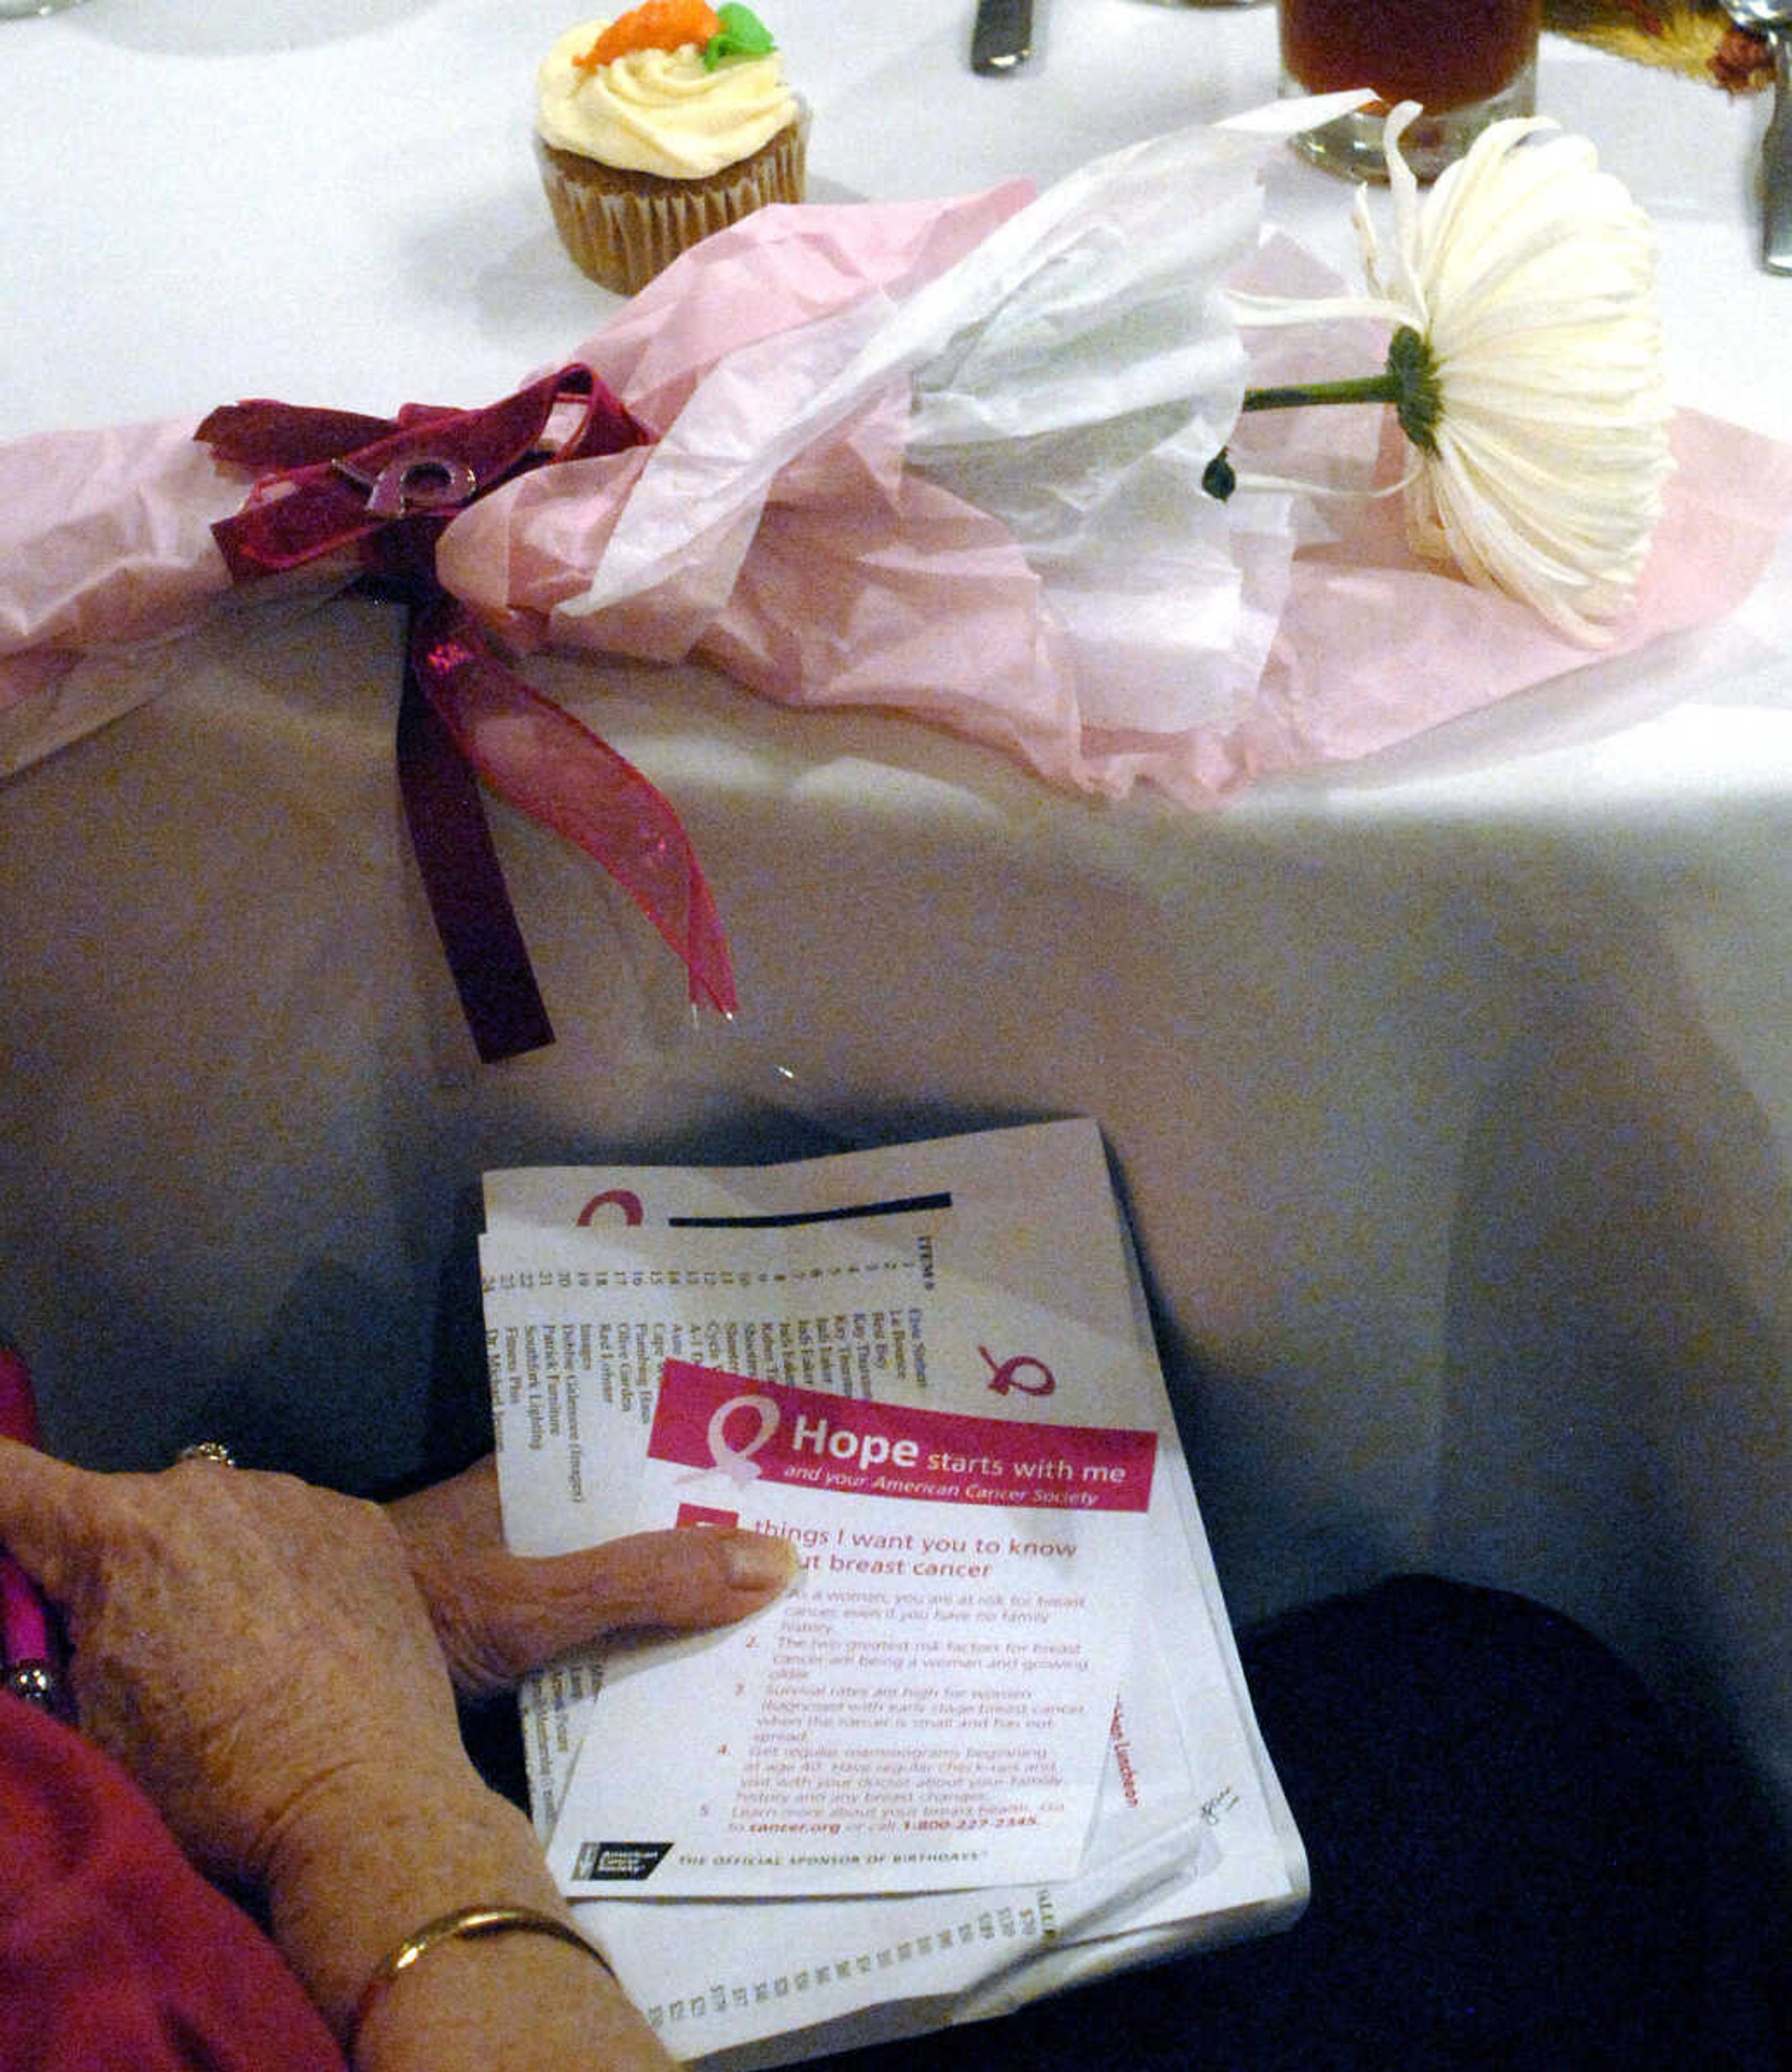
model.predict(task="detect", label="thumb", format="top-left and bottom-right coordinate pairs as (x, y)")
top-left (420, 1526), bottom-right (801, 1697)
top-left (0, 1437), bottom-right (106, 1605)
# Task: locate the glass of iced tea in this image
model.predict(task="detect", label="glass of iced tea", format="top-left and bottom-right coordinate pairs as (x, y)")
top-left (1278, 0), bottom-right (1542, 180)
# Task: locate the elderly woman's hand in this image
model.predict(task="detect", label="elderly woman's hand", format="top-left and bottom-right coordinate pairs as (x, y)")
top-left (387, 1453), bottom-right (797, 1697)
top-left (0, 1431), bottom-right (797, 2071)
top-left (0, 1440), bottom-right (795, 1887)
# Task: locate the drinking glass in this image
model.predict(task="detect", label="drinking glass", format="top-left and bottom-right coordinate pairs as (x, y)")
top-left (1277, 0), bottom-right (1542, 180)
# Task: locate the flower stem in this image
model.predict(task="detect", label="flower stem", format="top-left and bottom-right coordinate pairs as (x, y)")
top-left (1242, 328), bottom-right (1439, 450)
top-left (1202, 325), bottom-right (1441, 502)
top-left (1240, 372), bottom-right (1404, 415)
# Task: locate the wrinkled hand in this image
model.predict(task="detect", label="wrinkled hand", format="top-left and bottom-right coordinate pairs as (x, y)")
top-left (388, 1454), bottom-right (798, 1696)
top-left (0, 1442), bottom-right (795, 1887)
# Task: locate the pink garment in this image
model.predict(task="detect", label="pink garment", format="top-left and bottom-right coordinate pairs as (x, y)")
top-left (0, 1691), bottom-right (347, 2072)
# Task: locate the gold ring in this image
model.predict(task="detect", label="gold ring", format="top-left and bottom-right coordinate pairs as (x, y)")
top-left (174, 1441), bottom-right (238, 1468)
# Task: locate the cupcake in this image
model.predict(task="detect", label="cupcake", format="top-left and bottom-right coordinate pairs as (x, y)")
top-left (535, 1), bottom-right (807, 295)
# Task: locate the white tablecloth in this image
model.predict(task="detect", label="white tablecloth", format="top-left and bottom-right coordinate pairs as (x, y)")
top-left (3, 0), bottom-right (1790, 1898)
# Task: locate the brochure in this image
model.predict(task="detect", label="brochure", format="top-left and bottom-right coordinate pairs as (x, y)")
top-left (482, 1119), bottom-right (1306, 2066)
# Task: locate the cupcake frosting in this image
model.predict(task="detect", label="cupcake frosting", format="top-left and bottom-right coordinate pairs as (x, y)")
top-left (537, 19), bottom-right (796, 180)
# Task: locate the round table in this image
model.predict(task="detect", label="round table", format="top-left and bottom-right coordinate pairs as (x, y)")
top-left (3, 0), bottom-right (1789, 1925)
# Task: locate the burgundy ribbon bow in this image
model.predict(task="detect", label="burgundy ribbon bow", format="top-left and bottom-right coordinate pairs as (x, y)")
top-left (198, 366), bottom-right (737, 1062)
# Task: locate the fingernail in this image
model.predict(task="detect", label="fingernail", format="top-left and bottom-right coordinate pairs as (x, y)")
top-left (722, 1532), bottom-right (799, 1593)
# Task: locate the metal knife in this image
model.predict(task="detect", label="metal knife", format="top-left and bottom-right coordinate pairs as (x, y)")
top-left (1726, 0), bottom-right (1792, 271)
top-left (972, 0), bottom-right (1032, 73)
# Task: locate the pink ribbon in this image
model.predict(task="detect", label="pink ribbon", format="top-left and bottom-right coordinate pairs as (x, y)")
top-left (412, 594), bottom-right (735, 1018)
top-left (197, 368), bottom-right (738, 1057)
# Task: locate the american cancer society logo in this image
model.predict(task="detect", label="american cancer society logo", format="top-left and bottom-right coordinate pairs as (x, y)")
top-left (574, 1840), bottom-right (675, 1881)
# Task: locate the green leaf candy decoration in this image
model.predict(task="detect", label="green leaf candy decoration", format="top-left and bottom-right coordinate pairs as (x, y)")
top-left (704, 3), bottom-right (776, 69)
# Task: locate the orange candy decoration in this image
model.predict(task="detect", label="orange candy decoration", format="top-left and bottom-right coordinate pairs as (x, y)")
top-left (574, 0), bottom-right (722, 69)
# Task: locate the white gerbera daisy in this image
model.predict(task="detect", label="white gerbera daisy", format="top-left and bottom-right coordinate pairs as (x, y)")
top-left (1220, 103), bottom-right (1676, 645)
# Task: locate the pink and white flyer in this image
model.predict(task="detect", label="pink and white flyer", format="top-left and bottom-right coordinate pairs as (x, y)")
top-left (549, 1362), bottom-right (1157, 1896)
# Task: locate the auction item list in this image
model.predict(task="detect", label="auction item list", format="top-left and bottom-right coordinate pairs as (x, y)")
top-left (483, 1122), bottom-right (1306, 2064)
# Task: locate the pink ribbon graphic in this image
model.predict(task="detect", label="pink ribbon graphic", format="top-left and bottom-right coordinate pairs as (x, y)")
top-left (677, 1392), bottom-right (781, 1489)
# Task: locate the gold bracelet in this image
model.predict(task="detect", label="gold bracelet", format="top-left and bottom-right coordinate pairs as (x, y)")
top-left (350, 1903), bottom-right (616, 2051)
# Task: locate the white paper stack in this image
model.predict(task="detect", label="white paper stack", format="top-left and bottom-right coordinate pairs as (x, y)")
top-left (483, 1119), bottom-right (1306, 2066)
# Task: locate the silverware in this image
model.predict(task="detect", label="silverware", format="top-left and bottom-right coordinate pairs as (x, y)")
top-left (972, 0), bottom-right (1032, 73)
top-left (1723, 0), bottom-right (1792, 273)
